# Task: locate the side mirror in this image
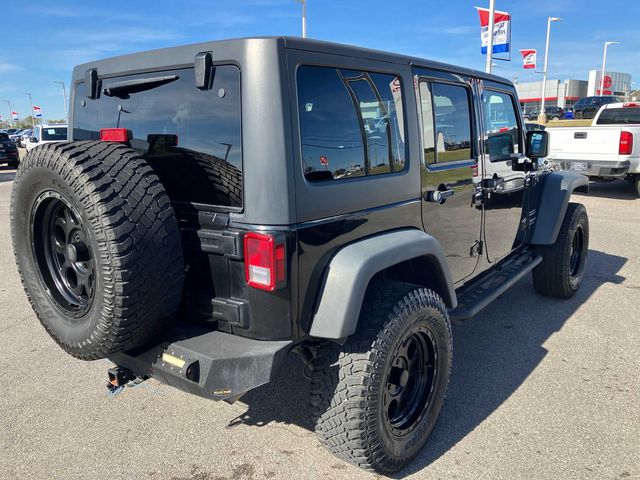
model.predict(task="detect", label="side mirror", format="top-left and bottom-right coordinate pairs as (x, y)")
top-left (525, 130), bottom-right (549, 159)
top-left (29, 137), bottom-right (37, 143)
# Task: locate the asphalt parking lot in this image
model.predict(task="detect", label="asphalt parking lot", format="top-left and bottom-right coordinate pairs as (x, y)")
top-left (1, 164), bottom-right (639, 480)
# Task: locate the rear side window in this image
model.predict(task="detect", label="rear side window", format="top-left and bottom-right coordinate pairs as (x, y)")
top-left (297, 66), bottom-right (405, 182)
top-left (596, 107), bottom-right (640, 124)
top-left (421, 82), bottom-right (473, 164)
top-left (73, 66), bottom-right (242, 208)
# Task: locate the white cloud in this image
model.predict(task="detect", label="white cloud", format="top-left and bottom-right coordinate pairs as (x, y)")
top-left (0, 62), bottom-right (20, 73)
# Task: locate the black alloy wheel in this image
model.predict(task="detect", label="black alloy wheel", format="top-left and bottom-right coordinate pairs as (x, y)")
top-left (569, 225), bottom-right (585, 279)
top-left (311, 281), bottom-right (452, 474)
top-left (533, 202), bottom-right (589, 299)
top-left (31, 191), bottom-right (95, 317)
top-left (383, 326), bottom-right (438, 436)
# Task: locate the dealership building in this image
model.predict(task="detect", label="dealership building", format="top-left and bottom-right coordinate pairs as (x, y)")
top-left (515, 70), bottom-right (632, 114)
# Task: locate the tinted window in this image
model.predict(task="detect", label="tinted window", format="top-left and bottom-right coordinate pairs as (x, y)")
top-left (426, 82), bottom-right (473, 163)
top-left (297, 66), bottom-right (405, 181)
top-left (596, 107), bottom-right (640, 124)
top-left (483, 90), bottom-right (521, 162)
top-left (73, 66), bottom-right (242, 208)
top-left (0, 133), bottom-right (8, 141)
top-left (41, 127), bottom-right (67, 141)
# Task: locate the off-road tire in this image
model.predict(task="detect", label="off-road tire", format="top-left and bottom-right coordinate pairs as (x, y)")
top-left (633, 175), bottom-right (640, 197)
top-left (11, 141), bottom-right (184, 360)
top-left (310, 280), bottom-right (452, 474)
top-left (532, 202), bottom-right (589, 299)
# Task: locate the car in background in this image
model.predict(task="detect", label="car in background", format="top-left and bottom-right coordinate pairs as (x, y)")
top-left (9, 129), bottom-right (26, 143)
top-left (547, 101), bottom-right (640, 195)
top-left (0, 132), bottom-right (20, 168)
top-left (25, 125), bottom-right (68, 152)
top-left (523, 106), bottom-right (565, 121)
top-left (5, 128), bottom-right (20, 135)
top-left (525, 122), bottom-right (546, 132)
top-left (17, 129), bottom-right (32, 147)
top-left (573, 95), bottom-right (621, 119)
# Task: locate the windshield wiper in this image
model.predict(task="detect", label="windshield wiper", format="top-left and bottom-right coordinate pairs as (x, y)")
top-left (103, 75), bottom-right (179, 98)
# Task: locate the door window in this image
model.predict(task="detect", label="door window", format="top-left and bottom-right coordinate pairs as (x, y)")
top-left (483, 90), bottom-right (522, 162)
top-left (420, 82), bottom-right (473, 164)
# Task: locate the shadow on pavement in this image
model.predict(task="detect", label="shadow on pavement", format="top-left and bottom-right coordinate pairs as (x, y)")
top-left (576, 180), bottom-right (639, 201)
top-left (231, 249), bottom-right (627, 476)
top-left (0, 166), bottom-right (16, 183)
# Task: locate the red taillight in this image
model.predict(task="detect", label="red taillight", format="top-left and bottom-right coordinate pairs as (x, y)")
top-left (623, 102), bottom-right (638, 108)
top-left (619, 131), bottom-right (633, 155)
top-left (244, 232), bottom-right (285, 291)
top-left (100, 128), bottom-right (130, 143)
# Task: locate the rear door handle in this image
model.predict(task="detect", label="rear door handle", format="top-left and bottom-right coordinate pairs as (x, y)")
top-left (424, 188), bottom-right (455, 204)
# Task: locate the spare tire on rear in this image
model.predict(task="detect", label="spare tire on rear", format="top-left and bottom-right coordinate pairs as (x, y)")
top-left (11, 141), bottom-right (184, 360)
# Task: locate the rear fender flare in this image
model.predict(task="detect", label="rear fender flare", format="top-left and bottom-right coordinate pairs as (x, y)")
top-left (308, 229), bottom-right (456, 340)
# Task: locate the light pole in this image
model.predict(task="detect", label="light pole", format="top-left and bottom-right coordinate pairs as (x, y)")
top-left (2, 99), bottom-right (12, 128)
top-left (485, 0), bottom-right (495, 73)
top-left (53, 81), bottom-right (68, 123)
top-left (539, 16), bottom-right (561, 122)
top-left (24, 92), bottom-right (35, 128)
top-left (295, 0), bottom-right (307, 38)
top-left (599, 41), bottom-right (619, 96)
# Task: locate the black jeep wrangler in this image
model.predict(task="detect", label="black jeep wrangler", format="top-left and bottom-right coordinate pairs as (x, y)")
top-left (11, 37), bottom-right (589, 474)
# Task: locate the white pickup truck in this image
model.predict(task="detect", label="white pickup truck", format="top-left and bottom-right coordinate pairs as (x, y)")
top-left (547, 102), bottom-right (640, 196)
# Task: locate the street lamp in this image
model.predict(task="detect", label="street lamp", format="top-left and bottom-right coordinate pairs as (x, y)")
top-left (599, 41), bottom-right (619, 96)
top-left (53, 81), bottom-right (68, 123)
top-left (24, 92), bottom-right (35, 128)
top-left (2, 99), bottom-right (12, 128)
top-left (294, 0), bottom-right (307, 38)
top-left (539, 16), bottom-right (561, 122)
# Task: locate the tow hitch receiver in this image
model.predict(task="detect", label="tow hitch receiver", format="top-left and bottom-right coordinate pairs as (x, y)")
top-left (106, 365), bottom-right (141, 397)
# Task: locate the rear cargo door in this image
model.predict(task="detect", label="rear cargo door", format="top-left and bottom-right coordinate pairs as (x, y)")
top-left (72, 66), bottom-right (247, 328)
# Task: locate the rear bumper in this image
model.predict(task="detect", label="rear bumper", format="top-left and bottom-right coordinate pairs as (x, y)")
top-left (109, 323), bottom-right (291, 401)
top-left (556, 159), bottom-right (630, 178)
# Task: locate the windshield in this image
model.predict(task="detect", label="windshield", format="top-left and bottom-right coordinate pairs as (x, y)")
top-left (596, 108), bottom-right (640, 125)
top-left (41, 127), bottom-right (67, 141)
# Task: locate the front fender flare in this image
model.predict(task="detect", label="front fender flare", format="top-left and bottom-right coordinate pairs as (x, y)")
top-left (308, 229), bottom-right (456, 340)
top-left (530, 171), bottom-right (589, 245)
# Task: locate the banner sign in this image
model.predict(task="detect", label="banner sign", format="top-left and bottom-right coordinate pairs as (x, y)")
top-left (476, 7), bottom-right (511, 54)
top-left (33, 105), bottom-right (42, 118)
top-left (520, 49), bottom-right (537, 69)
top-left (11, 111), bottom-right (19, 120)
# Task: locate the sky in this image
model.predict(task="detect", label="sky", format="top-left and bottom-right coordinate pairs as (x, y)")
top-left (1, 0), bottom-right (639, 121)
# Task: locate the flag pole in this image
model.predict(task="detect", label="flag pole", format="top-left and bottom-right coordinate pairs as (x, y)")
top-left (485, 0), bottom-right (495, 73)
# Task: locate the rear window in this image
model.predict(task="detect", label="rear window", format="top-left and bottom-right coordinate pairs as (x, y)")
top-left (596, 107), bottom-right (640, 125)
top-left (297, 66), bottom-right (405, 182)
top-left (41, 127), bottom-right (67, 141)
top-left (73, 66), bottom-right (242, 208)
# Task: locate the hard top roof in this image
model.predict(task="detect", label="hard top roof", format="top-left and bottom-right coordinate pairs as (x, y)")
top-left (72, 36), bottom-right (511, 86)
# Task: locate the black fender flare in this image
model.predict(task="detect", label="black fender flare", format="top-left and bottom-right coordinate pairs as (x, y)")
top-left (308, 229), bottom-right (456, 340)
top-left (530, 171), bottom-right (588, 245)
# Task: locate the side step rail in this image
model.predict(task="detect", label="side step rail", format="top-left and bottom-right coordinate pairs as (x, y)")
top-left (450, 250), bottom-right (542, 322)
